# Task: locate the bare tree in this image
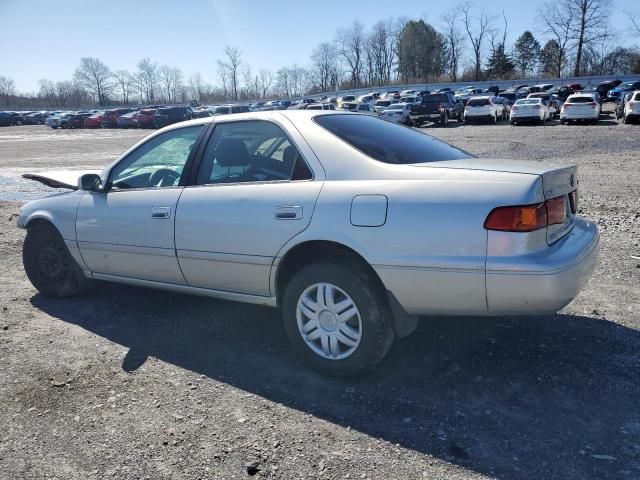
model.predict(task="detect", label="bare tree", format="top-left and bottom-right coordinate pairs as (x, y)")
top-left (73, 57), bottom-right (112, 106)
top-left (137, 58), bottom-right (159, 103)
top-left (567, 0), bottom-right (611, 76)
top-left (538, 2), bottom-right (574, 77)
top-left (0, 76), bottom-right (16, 106)
top-left (459, 3), bottom-right (493, 81)
top-left (217, 46), bottom-right (242, 100)
top-left (441, 9), bottom-right (465, 82)
top-left (159, 65), bottom-right (183, 103)
top-left (310, 42), bottom-right (339, 92)
top-left (335, 21), bottom-right (365, 87)
top-left (629, 12), bottom-right (640, 36)
top-left (188, 73), bottom-right (205, 102)
top-left (112, 70), bottom-right (136, 104)
top-left (258, 69), bottom-right (273, 99)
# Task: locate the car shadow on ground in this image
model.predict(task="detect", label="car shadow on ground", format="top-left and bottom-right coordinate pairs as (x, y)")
top-left (32, 284), bottom-right (640, 479)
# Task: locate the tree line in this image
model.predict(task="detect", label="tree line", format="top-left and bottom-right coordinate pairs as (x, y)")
top-left (2, 0), bottom-right (640, 109)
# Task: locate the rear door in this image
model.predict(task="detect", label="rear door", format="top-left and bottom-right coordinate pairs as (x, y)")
top-left (175, 118), bottom-right (323, 296)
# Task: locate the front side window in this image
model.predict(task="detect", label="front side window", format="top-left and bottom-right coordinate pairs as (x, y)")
top-left (196, 120), bottom-right (312, 185)
top-left (109, 125), bottom-right (203, 189)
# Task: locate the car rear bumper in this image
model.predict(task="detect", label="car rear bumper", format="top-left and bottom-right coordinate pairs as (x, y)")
top-left (485, 218), bottom-right (599, 315)
top-left (511, 115), bottom-right (541, 122)
top-left (560, 112), bottom-right (599, 120)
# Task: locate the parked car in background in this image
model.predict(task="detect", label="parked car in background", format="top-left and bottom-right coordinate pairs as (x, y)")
top-left (464, 96), bottom-right (505, 124)
top-left (0, 112), bottom-right (12, 126)
top-left (484, 86), bottom-right (500, 96)
top-left (373, 99), bottom-right (392, 114)
top-left (615, 92), bottom-right (634, 121)
top-left (306, 103), bottom-right (336, 110)
top-left (83, 112), bottom-right (104, 128)
top-left (337, 95), bottom-right (356, 107)
top-left (9, 112), bottom-right (26, 125)
top-left (116, 111), bottom-right (140, 128)
top-left (356, 94), bottom-right (376, 105)
top-left (153, 106), bottom-right (194, 127)
top-left (46, 113), bottom-right (71, 129)
top-left (135, 108), bottom-right (157, 128)
top-left (535, 84), bottom-right (555, 92)
top-left (510, 98), bottom-right (551, 125)
top-left (497, 91), bottom-right (517, 107)
top-left (18, 110), bottom-right (599, 375)
top-left (381, 102), bottom-right (412, 124)
top-left (212, 105), bottom-right (250, 116)
top-left (607, 81), bottom-right (640, 101)
top-left (560, 94), bottom-right (601, 124)
top-left (620, 91), bottom-right (640, 124)
top-left (596, 80), bottom-right (621, 100)
top-left (101, 108), bottom-right (135, 128)
top-left (22, 112), bottom-right (46, 125)
top-left (409, 92), bottom-right (462, 126)
top-left (339, 102), bottom-right (377, 115)
top-left (527, 92), bottom-right (560, 117)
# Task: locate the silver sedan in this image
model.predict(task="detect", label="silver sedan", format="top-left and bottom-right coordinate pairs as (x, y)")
top-left (18, 111), bottom-right (599, 376)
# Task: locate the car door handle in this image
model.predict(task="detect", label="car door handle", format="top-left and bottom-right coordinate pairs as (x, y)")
top-left (274, 206), bottom-right (302, 220)
top-left (151, 206), bottom-right (171, 219)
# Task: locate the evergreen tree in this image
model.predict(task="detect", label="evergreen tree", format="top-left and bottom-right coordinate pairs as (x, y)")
top-left (513, 31), bottom-right (541, 77)
top-left (397, 20), bottom-right (447, 82)
top-left (486, 43), bottom-right (515, 79)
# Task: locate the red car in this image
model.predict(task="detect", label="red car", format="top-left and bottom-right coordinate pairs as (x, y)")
top-left (84, 112), bottom-right (104, 128)
top-left (101, 108), bottom-right (134, 128)
top-left (135, 108), bottom-right (157, 128)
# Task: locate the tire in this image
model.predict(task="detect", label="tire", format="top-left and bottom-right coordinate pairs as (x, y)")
top-left (492, 113), bottom-right (497, 124)
top-left (560, 119), bottom-right (566, 125)
top-left (23, 223), bottom-right (89, 298)
top-left (510, 119), bottom-right (516, 126)
top-left (623, 115), bottom-right (628, 124)
top-left (282, 262), bottom-right (395, 377)
top-left (440, 112), bottom-right (448, 127)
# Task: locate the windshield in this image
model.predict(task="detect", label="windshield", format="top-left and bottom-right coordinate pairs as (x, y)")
top-left (387, 104), bottom-right (404, 110)
top-left (215, 107), bottom-right (230, 114)
top-left (315, 114), bottom-right (471, 164)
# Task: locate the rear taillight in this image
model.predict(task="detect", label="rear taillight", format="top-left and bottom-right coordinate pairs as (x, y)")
top-left (532, 105), bottom-right (540, 109)
top-left (569, 190), bottom-right (577, 213)
top-left (588, 102), bottom-right (597, 108)
top-left (484, 195), bottom-right (569, 232)
top-left (511, 106), bottom-right (518, 111)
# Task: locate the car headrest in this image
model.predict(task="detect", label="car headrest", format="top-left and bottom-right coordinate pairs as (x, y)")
top-left (216, 138), bottom-right (250, 167)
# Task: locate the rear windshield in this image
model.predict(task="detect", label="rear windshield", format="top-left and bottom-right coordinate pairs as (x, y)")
top-left (568, 97), bottom-right (594, 103)
top-left (387, 104), bottom-right (404, 110)
top-left (314, 114), bottom-right (471, 164)
top-left (342, 96), bottom-right (356, 101)
top-left (516, 99), bottom-right (540, 105)
top-left (467, 98), bottom-right (490, 107)
top-left (375, 100), bottom-right (391, 106)
top-left (498, 93), bottom-right (515, 99)
top-left (426, 94), bottom-right (449, 102)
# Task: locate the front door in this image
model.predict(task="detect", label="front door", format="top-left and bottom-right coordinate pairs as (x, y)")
top-left (76, 125), bottom-right (204, 284)
top-left (175, 119), bottom-right (322, 296)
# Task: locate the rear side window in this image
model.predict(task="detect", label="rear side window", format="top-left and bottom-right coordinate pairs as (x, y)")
top-left (315, 114), bottom-right (471, 164)
top-left (633, 93), bottom-right (640, 101)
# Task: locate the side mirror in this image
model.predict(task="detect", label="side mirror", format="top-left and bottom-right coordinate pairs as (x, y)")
top-left (79, 173), bottom-right (103, 192)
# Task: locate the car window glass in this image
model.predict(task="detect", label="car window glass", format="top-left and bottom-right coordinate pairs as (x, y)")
top-left (196, 120), bottom-right (312, 185)
top-left (315, 114), bottom-right (471, 164)
top-left (109, 125), bottom-right (203, 190)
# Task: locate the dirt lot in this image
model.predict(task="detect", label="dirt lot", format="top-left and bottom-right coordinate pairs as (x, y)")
top-left (0, 116), bottom-right (639, 480)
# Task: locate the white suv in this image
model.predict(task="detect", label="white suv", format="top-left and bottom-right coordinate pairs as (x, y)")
top-left (621, 91), bottom-right (640, 124)
top-left (463, 96), bottom-right (505, 124)
top-left (560, 94), bottom-right (601, 124)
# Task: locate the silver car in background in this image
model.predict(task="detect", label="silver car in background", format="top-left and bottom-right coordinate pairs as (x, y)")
top-left (18, 111), bottom-right (599, 376)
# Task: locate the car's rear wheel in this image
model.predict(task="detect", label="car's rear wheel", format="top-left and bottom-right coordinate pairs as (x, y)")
top-left (23, 223), bottom-right (89, 298)
top-left (282, 262), bottom-right (394, 376)
top-left (440, 112), bottom-right (448, 127)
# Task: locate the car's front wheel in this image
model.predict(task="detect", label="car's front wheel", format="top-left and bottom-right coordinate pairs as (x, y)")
top-left (23, 223), bottom-right (89, 298)
top-left (282, 262), bottom-right (394, 376)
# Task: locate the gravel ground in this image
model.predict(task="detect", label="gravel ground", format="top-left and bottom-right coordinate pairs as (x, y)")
top-left (0, 114), bottom-right (639, 480)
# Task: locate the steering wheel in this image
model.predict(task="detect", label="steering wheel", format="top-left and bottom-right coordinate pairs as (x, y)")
top-left (149, 168), bottom-right (180, 187)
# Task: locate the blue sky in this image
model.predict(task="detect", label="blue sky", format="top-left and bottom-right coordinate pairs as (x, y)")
top-left (2, 0), bottom-right (639, 92)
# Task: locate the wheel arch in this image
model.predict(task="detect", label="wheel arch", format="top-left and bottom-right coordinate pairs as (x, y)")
top-left (274, 239), bottom-right (417, 338)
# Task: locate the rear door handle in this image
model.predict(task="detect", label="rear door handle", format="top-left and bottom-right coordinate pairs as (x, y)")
top-left (151, 206), bottom-right (171, 219)
top-left (274, 206), bottom-right (302, 220)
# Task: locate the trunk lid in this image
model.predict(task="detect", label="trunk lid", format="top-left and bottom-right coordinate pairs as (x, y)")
top-left (412, 159), bottom-right (578, 244)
